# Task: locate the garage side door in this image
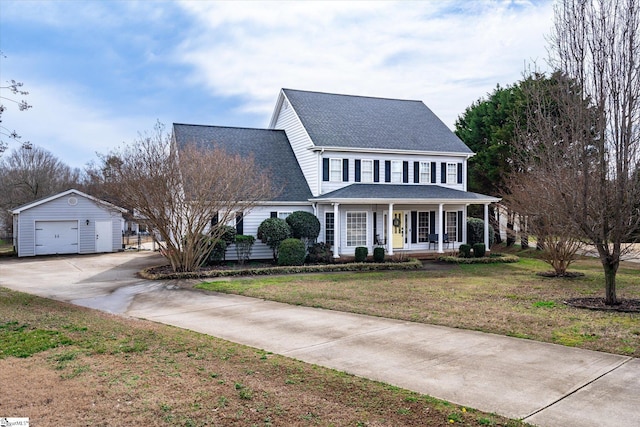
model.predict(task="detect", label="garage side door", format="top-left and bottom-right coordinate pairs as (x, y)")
top-left (35, 220), bottom-right (79, 255)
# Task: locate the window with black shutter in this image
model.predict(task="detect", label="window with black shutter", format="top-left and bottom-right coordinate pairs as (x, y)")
top-left (355, 159), bottom-right (361, 182)
top-left (385, 161), bottom-right (391, 182)
top-left (413, 162), bottom-right (420, 183)
top-left (403, 161), bottom-right (409, 183)
top-left (236, 212), bottom-right (244, 235)
top-left (457, 163), bottom-right (463, 184)
top-left (343, 159), bottom-right (349, 182)
top-left (322, 158), bottom-right (329, 182)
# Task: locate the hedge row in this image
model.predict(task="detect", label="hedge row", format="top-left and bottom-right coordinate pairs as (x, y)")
top-left (140, 258), bottom-right (423, 280)
top-left (437, 254), bottom-right (520, 264)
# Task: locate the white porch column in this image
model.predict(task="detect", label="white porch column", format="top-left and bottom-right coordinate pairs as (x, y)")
top-left (387, 203), bottom-right (394, 256)
top-left (333, 203), bottom-right (340, 258)
top-left (484, 203), bottom-right (490, 250)
top-left (438, 203), bottom-right (444, 253)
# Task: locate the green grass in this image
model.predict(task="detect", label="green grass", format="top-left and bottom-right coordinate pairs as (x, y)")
top-left (196, 252), bottom-right (640, 357)
top-left (0, 286), bottom-right (527, 426)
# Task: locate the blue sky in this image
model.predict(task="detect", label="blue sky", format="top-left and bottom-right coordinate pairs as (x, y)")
top-left (0, 0), bottom-right (553, 169)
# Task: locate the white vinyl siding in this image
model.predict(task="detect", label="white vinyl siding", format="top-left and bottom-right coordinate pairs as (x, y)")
top-left (272, 95), bottom-right (318, 195)
top-left (420, 162), bottom-right (430, 183)
top-left (346, 212), bottom-right (367, 247)
top-left (361, 159), bottom-right (373, 183)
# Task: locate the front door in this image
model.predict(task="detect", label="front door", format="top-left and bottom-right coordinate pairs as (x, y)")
top-left (392, 211), bottom-right (404, 249)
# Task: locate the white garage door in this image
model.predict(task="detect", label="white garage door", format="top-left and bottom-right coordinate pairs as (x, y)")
top-left (35, 220), bottom-right (79, 255)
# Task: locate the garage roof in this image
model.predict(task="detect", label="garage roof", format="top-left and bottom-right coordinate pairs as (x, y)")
top-left (10, 189), bottom-right (127, 214)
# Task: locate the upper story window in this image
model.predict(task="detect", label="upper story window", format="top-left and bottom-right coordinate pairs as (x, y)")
top-left (391, 160), bottom-right (402, 183)
top-left (361, 159), bottom-right (373, 183)
top-left (446, 163), bottom-right (457, 184)
top-left (419, 162), bottom-right (430, 183)
top-left (330, 158), bottom-right (342, 182)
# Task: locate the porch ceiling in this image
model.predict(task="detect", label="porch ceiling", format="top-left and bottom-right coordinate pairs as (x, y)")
top-left (310, 184), bottom-right (500, 205)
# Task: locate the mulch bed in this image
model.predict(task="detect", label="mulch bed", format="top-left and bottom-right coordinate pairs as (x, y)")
top-left (536, 271), bottom-right (585, 278)
top-left (565, 297), bottom-right (640, 313)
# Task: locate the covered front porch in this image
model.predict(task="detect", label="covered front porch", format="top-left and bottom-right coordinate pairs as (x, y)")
top-left (310, 184), bottom-right (500, 258)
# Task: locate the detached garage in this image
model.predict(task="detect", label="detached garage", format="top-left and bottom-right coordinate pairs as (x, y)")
top-left (11, 189), bottom-right (126, 257)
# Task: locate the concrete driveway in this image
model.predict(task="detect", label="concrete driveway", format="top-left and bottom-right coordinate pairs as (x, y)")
top-left (0, 251), bottom-right (638, 426)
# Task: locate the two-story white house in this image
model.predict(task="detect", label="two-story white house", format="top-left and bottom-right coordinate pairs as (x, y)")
top-left (173, 88), bottom-right (499, 259)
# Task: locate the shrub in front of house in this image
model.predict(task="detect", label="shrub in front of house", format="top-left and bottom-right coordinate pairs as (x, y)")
top-left (234, 235), bottom-right (255, 265)
top-left (278, 238), bottom-right (306, 266)
top-left (258, 218), bottom-right (292, 262)
top-left (203, 225), bottom-right (238, 265)
top-left (467, 217), bottom-right (495, 248)
top-left (473, 243), bottom-right (486, 258)
top-left (286, 211), bottom-right (320, 247)
top-left (373, 247), bottom-right (385, 263)
top-left (355, 246), bottom-right (368, 262)
top-left (306, 242), bottom-right (333, 264)
top-left (458, 244), bottom-right (472, 258)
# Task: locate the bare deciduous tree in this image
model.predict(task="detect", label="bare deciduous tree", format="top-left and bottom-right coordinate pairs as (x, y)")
top-left (101, 123), bottom-right (276, 272)
top-left (0, 52), bottom-right (32, 154)
top-left (510, 0), bottom-right (640, 304)
top-left (0, 145), bottom-right (80, 236)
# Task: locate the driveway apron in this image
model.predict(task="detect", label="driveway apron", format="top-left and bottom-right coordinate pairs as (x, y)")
top-left (0, 252), bottom-right (637, 426)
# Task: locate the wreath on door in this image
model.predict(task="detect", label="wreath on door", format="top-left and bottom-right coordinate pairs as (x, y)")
top-left (392, 218), bottom-right (401, 227)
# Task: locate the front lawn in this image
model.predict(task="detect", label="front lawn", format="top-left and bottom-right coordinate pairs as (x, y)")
top-left (197, 252), bottom-right (640, 357)
top-left (0, 287), bottom-right (523, 426)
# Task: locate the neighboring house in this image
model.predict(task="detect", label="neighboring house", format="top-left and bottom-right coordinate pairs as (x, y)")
top-left (173, 89), bottom-right (499, 259)
top-left (10, 189), bottom-right (126, 257)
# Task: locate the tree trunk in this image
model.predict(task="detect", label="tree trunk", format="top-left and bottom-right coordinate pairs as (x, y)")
top-left (506, 221), bottom-right (515, 247)
top-left (602, 259), bottom-right (619, 305)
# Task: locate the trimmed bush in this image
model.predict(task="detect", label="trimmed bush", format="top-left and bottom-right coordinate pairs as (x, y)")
top-left (257, 218), bottom-right (292, 262)
top-left (458, 244), bottom-right (472, 258)
top-left (373, 247), bottom-right (385, 263)
top-left (355, 246), bottom-right (368, 263)
top-left (203, 225), bottom-right (238, 266)
top-left (473, 243), bottom-right (486, 258)
top-left (234, 235), bottom-right (255, 265)
top-left (306, 242), bottom-right (333, 264)
top-left (286, 211), bottom-right (321, 244)
top-left (278, 238), bottom-right (306, 266)
top-left (467, 217), bottom-right (495, 248)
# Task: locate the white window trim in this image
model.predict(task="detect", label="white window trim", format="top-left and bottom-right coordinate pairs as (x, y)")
top-left (361, 159), bottom-right (373, 183)
top-left (417, 211), bottom-right (430, 243)
top-left (278, 211), bottom-right (292, 220)
top-left (446, 211), bottom-right (457, 242)
top-left (391, 160), bottom-right (402, 183)
top-left (330, 158), bottom-right (342, 182)
top-left (346, 211), bottom-right (368, 247)
top-left (446, 163), bottom-right (457, 184)
top-left (419, 161), bottom-right (430, 184)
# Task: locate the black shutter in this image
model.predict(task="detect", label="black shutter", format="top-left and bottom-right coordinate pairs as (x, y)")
top-left (411, 211), bottom-right (417, 244)
top-left (403, 161), bottom-right (409, 183)
top-left (431, 162), bottom-right (436, 183)
top-left (373, 212), bottom-right (377, 244)
top-left (385, 161), bottom-right (391, 182)
top-left (322, 158), bottom-right (329, 181)
top-left (270, 211), bottom-right (277, 218)
top-left (441, 162), bottom-right (447, 183)
top-left (236, 212), bottom-right (244, 235)
top-left (429, 211), bottom-right (436, 234)
top-left (457, 211), bottom-right (464, 242)
top-left (413, 162), bottom-right (420, 183)
top-left (374, 160), bottom-right (380, 182)
top-left (457, 163), bottom-right (463, 184)
top-left (343, 159), bottom-right (349, 182)
top-left (211, 213), bottom-right (219, 226)
top-left (355, 159), bottom-right (361, 182)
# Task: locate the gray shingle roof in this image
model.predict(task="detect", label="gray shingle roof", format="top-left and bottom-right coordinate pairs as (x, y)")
top-left (173, 124), bottom-right (312, 202)
top-left (311, 184), bottom-right (499, 203)
top-left (282, 89), bottom-right (473, 153)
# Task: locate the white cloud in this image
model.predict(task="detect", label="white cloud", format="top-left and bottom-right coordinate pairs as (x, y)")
top-left (175, 0), bottom-right (554, 127)
top-left (1, 80), bottom-right (158, 169)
